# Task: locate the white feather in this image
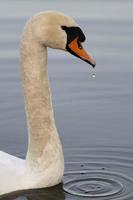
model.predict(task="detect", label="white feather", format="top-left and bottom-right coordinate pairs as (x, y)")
top-left (0, 11), bottom-right (81, 195)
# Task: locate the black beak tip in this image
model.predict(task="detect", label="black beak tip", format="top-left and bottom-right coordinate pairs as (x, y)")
top-left (92, 62), bottom-right (96, 68)
top-left (91, 60), bottom-right (96, 68)
top-left (85, 59), bottom-right (96, 68)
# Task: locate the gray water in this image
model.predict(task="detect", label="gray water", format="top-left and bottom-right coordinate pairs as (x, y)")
top-left (0, 0), bottom-right (133, 199)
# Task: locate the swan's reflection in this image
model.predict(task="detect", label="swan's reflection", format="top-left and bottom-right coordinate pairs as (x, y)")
top-left (1, 184), bottom-right (65, 200)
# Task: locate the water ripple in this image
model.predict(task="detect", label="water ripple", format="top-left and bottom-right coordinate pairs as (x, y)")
top-left (63, 147), bottom-right (133, 199)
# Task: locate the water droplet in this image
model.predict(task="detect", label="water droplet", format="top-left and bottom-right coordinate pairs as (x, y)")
top-left (92, 73), bottom-right (96, 78)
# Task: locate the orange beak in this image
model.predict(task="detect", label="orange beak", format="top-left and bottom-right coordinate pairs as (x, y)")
top-left (67, 37), bottom-right (96, 67)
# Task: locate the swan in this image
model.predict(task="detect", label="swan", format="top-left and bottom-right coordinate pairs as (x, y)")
top-left (0, 11), bottom-right (95, 195)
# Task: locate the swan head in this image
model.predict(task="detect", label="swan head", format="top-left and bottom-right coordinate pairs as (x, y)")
top-left (26, 11), bottom-right (96, 67)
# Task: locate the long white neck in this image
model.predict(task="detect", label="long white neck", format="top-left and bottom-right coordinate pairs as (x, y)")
top-left (20, 27), bottom-right (63, 169)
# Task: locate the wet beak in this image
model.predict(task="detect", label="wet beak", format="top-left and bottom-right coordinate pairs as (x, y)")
top-left (67, 37), bottom-right (96, 68)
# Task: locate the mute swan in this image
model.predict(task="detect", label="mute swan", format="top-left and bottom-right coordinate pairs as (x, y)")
top-left (0, 11), bottom-right (95, 195)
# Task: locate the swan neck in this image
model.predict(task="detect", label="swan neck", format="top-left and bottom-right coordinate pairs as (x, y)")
top-left (20, 34), bottom-right (63, 165)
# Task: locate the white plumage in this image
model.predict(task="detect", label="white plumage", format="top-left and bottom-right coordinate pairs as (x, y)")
top-left (0, 11), bottom-right (95, 195)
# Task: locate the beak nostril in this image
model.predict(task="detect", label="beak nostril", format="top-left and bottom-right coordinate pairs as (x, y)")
top-left (77, 40), bottom-right (82, 49)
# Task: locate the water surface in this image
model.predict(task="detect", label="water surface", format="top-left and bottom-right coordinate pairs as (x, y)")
top-left (0, 0), bottom-right (133, 199)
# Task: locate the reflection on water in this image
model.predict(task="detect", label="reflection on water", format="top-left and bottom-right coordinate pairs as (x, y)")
top-left (1, 184), bottom-right (64, 200)
top-left (0, 0), bottom-right (133, 200)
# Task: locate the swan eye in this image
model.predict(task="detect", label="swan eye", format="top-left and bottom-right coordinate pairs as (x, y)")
top-left (61, 26), bottom-right (67, 30)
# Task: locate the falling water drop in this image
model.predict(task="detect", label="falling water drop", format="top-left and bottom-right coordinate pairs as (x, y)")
top-left (92, 73), bottom-right (96, 78)
top-left (89, 67), bottom-right (96, 78)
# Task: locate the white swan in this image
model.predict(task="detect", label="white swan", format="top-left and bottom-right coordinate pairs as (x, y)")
top-left (0, 11), bottom-right (95, 195)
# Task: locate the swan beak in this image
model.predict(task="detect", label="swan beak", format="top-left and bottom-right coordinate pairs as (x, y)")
top-left (67, 37), bottom-right (96, 68)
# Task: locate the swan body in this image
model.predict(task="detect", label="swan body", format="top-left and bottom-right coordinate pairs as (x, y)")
top-left (0, 11), bottom-right (95, 195)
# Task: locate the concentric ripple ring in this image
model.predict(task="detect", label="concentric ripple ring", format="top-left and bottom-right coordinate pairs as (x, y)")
top-left (64, 170), bottom-right (133, 198)
top-left (63, 147), bottom-right (133, 199)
